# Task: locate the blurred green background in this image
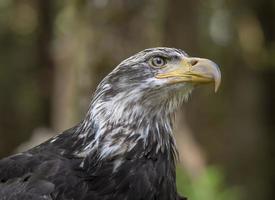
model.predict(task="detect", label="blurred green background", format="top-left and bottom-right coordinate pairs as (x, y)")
top-left (0, 0), bottom-right (274, 199)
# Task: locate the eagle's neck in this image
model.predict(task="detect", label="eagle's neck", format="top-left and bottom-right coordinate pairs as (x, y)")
top-left (73, 85), bottom-right (182, 161)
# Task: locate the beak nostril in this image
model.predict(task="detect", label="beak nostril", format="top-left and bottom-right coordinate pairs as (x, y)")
top-left (190, 60), bottom-right (198, 66)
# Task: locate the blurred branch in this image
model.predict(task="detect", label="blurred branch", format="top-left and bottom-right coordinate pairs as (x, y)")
top-left (52, 3), bottom-right (93, 131)
top-left (175, 112), bottom-right (207, 180)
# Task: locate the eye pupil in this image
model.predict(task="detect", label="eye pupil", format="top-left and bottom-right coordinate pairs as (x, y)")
top-left (156, 58), bottom-right (162, 64)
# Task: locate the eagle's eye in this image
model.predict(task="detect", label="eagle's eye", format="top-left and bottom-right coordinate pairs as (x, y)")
top-left (150, 56), bottom-right (167, 68)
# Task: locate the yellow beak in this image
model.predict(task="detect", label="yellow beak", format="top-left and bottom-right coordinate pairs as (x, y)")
top-left (155, 57), bottom-right (221, 92)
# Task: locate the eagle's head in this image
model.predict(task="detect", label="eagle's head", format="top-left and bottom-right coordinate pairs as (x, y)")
top-left (78, 47), bottom-right (221, 159)
top-left (91, 48), bottom-right (220, 118)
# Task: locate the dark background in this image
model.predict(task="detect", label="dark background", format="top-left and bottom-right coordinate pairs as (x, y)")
top-left (0, 0), bottom-right (274, 199)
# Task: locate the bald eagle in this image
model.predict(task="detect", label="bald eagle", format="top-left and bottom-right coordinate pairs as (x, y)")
top-left (0, 48), bottom-right (221, 200)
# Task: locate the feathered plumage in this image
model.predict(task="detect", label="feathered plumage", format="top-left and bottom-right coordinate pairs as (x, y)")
top-left (0, 48), bottom-right (220, 200)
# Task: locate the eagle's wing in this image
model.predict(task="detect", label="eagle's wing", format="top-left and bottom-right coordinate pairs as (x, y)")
top-left (0, 153), bottom-right (38, 183)
top-left (0, 160), bottom-right (61, 200)
top-left (0, 134), bottom-right (89, 199)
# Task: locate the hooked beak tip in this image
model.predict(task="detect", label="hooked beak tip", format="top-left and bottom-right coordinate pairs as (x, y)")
top-left (189, 58), bottom-right (221, 92)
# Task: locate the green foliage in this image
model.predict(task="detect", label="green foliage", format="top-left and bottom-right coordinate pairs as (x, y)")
top-left (176, 166), bottom-right (241, 200)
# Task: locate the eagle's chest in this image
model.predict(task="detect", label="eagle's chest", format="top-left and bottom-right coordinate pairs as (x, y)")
top-left (82, 149), bottom-right (178, 200)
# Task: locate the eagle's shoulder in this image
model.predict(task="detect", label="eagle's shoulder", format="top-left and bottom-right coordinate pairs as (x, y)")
top-left (0, 125), bottom-right (87, 199)
top-left (0, 153), bottom-right (36, 183)
top-left (0, 152), bottom-right (86, 200)
top-left (0, 160), bottom-right (62, 200)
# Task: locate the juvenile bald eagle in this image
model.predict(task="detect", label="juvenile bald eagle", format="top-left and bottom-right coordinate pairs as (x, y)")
top-left (0, 48), bottom-right (221, 200)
